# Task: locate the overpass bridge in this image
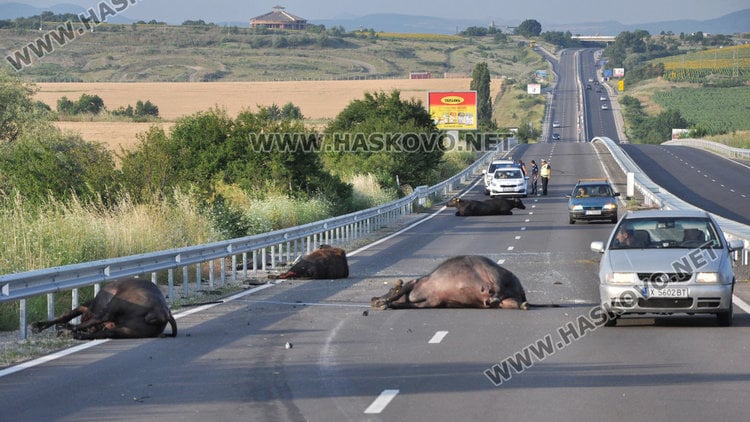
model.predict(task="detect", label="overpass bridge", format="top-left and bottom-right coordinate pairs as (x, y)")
top-left (571, 35), bottom-right (617, 43)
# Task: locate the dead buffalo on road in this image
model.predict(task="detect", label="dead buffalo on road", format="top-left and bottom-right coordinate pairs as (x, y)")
top-left (269, 245), bottom-right (349, 279)
top-left (371, 255), bottom-right (528, 310)
top-left (32, 278), bottom-right (177, 340)
top-left (447, 197), bottom-right (525, 216)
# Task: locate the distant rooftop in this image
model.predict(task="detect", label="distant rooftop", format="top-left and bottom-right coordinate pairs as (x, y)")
top-left (250, 6), bottom-right (307, 30)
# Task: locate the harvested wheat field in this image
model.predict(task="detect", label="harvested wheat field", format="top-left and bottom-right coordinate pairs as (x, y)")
top-left (36, 78), bottom-right (501, 150)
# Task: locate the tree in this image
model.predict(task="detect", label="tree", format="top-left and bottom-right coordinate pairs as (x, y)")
top-left (322, 90), bottom-right (443, 189)
top-left (515, 19), bottom-right (542, 37)
top-left (0, 128), bottom-right (119, 203)
top-left (470, 62), bottom-right (494, 129)
top-left (73, 94), bottom-right (105, 114)
top-left (0, 70), bottom-right (44, 143)
top-left (135, 100), bottom-right (159, 117)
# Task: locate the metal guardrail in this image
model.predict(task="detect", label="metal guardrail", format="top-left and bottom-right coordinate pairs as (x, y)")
top-left (664, 138), bottom-right (750, 160)
top-left (592, 136), bottom-right (750, 266)
top-left (0, 138), bottom-right (518, 339)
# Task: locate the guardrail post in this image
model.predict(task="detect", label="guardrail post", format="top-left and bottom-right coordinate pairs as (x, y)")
top-left (19, 299), bottom-right (27, 340)
top-left (183, 266), bottom-right (190, 297)
top-left (168, 269), bottom-right (174, 301)
top-left (47, 292), bottom-right (54, 320)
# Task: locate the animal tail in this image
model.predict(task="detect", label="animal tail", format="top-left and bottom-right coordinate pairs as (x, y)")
top-left (167, 313), bottom-right (177, 337)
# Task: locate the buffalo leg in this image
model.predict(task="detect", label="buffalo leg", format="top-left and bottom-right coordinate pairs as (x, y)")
top-left (31, 305), bottom-right (89, 333)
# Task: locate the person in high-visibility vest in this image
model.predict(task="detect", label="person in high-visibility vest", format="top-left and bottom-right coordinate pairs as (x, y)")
top-left (540, 159), bottom-right (551, 195)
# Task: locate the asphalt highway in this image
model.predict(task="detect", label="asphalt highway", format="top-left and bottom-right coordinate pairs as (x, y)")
top-left (1, 49), bottom-right (749, 421)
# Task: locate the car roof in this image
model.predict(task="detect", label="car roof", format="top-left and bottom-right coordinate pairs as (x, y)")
top-left (575, 178), bottom-right (611, 187)
top-left (622, 209), bottom-right (711, 220)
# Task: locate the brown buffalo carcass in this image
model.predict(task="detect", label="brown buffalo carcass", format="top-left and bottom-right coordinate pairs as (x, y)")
top-left (371, 255), bottom-right (528, 310)
top-left (32, 278), bottom-right (177, 340)
top-left (447, 197), bottom-right (526, 216)
top-left (269, 245), bottom-right (349, 279)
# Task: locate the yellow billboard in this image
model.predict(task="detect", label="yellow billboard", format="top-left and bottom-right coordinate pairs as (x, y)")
top-left (429, 91), bottom-right (478, 130)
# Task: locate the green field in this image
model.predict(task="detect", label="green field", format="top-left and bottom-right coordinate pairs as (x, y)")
top-left (652, 86), bottom-right (750, 134)
top-left (657, 44), bottom-right (750, 83)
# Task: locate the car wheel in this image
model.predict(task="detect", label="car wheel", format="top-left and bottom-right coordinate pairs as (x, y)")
top-left (569, 217), bottom-right (576, 224)
top-left (717, 303), bottom-right (733, 327)
top-left (603, 312), bottom-right (618, 327)
top-left (484, 189), bottom-right (490, 195)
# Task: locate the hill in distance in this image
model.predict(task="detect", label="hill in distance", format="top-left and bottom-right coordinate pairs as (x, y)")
top-left (0, 3), bottom-right (748, 35)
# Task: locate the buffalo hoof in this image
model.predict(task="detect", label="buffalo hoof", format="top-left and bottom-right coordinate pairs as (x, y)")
top-left (31, 321), bottom-right (48, 334)
top-left (520, 302), bottom-right (529, 310)
top-left (371, 298), bottom-right (388, 310)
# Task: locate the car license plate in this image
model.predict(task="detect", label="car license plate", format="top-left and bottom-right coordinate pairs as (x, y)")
top-left (503, 187), bottom-right (515, 191)
top-left (585, 210), bottom-right (602, 215)
top-left (646, 287), bottom-right (689, 298)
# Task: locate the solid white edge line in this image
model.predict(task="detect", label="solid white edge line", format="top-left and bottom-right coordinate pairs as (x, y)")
top-left (364, 389), bottom-right (400, 414)
top-left (0, 340), bottom-right (108, 378)
top-left (428, 331), bottom-right (449, 344)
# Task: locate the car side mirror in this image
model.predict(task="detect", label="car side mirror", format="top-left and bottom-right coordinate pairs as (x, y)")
top-left (728, 239), bottom-right (744, 252)
top-left (614, 192), bottom-right (620, 197)
top-left (590, 241), bottom-right (605, 253)
top-left (482, 170), bottom-right (487, 175)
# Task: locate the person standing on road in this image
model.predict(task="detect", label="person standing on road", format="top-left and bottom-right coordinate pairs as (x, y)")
top-left (540, 159), bottom-right (551, 195)
top-left (529, 160), bottom-right (539, 195)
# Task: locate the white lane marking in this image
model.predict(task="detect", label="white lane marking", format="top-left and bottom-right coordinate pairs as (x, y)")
top-left (521, 227), bottom-right (527, 231)
top-left (0, 340), bottom-right (108, 378)
top-left (515, 236), bottom-right (522, 240)
top-left (734, 295), bottom-right (750, 314)
top-left (507, 246), bottom-right (515, 251)
top-left (429, 331), bottom-right (449, 344)
top-left (365, 389), bottom-right (400, 414)
top-left (497, 259), bottom-right (506, 265)
top-left (525, 219), bottom-right (530, 222)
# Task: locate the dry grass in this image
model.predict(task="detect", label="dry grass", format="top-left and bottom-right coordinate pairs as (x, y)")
top-left (36, 78), bottom-right (502, 149)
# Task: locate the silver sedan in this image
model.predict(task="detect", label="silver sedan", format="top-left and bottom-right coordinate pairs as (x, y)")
top-left (591, 209), bottom-right (744, 326)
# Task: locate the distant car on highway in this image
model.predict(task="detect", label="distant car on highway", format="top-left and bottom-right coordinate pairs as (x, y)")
top-left (567, 178), bottom-right (619, 224)
top-left (552, 121), bottom-right (561, 128)
top-left (600, 96), bottom-right (607, 101)
top-left (601, 103), bottom-right (609, 110)
top-left (483, 159), bottom-right (516, 195)
top-left (552, 133), bottom-right (561, 140)
top-left (488, 167), bottom-right (528, 198)
top-left (591, 209), bottom-right (744, 326)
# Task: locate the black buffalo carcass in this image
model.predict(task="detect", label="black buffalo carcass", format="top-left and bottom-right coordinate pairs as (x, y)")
top-left (32, 278), bottom-right (177, 340)
top-left (371, 255), bottom-right (528, 310)
top-left (269, 245), bottom-right (349, 279)
top-left (447, 197), bottom-right (526, 216)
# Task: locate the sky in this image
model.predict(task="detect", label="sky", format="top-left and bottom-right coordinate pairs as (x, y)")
top-left (19, 0), bottom-right (750, 25)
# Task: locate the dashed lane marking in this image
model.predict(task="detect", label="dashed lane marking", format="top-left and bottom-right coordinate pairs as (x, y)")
top-left (429, 331), bottom-right (449, 344)
top-left (364, 389), bottom-right (400, 414)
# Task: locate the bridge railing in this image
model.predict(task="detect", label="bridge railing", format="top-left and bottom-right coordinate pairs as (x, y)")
top-left (0, 139), bottom-right (518, 339)
top-left (663, 138), bottom-right (750, 160)
top-left (593, 136), bottom-right (750, 266)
